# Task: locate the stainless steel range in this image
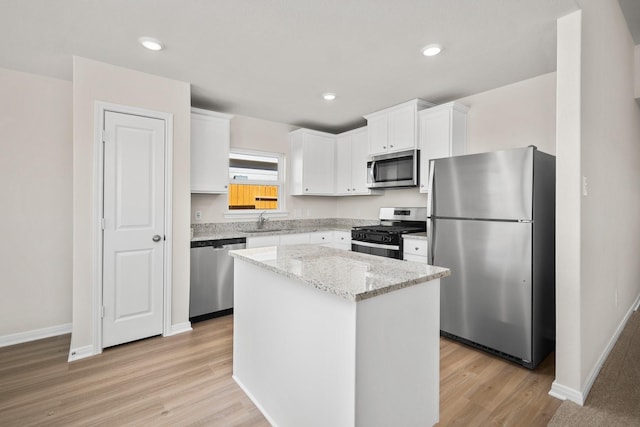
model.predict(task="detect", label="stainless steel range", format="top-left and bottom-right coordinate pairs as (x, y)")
top-left (351, 207), bottom-right (427, 259)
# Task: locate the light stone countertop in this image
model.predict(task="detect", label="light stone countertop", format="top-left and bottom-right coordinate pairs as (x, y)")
top-left (229, 244), bottom-right (450, 302)
top-left (191, 225), bottom-right (353, 242)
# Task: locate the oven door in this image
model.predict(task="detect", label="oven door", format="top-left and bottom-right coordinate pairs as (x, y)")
top-left (351, 240), bottom-right (401, 259)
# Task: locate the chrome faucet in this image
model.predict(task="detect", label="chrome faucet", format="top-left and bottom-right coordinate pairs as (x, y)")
top-left (257, 211), bottom-right (268, 229)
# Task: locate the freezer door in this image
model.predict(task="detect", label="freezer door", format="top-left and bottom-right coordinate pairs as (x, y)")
top-left (432, 147), bottom-right (533, 220)
top-left (435, 218), bottom-right (533, 362)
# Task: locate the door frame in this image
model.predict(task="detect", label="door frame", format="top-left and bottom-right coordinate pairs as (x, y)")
top-left (92, 101), bottom-right (174, 354)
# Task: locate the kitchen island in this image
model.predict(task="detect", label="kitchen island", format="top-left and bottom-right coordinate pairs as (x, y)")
top-left (230, 245), bottom-right (450, 427)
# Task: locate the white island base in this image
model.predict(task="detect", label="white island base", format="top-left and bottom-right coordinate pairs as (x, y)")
top-left (232, 251), bottom-right (443, 427)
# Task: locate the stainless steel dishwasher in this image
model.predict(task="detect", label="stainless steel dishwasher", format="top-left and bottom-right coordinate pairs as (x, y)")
top-left (189, 237), bottom-right (246, 321)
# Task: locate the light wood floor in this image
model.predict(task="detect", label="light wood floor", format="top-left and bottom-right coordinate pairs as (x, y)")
top-left (0, 315), bottom-right (561, 426)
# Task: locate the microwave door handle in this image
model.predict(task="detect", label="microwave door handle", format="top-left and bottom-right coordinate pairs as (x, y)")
top-left (368, 161), bottom-right (377, 182)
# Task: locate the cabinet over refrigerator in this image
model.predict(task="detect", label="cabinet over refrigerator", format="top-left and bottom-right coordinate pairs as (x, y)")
top-left (427, 146), bottom-right (555, 369)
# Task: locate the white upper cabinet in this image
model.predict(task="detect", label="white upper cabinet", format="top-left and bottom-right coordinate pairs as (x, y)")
top-left (335, 133), bottom-right (352, 195)
top-left (418, 102), bottom-right (469, 193)
top-left (289, 129), bottom-right (335, 195)
top-left (335, 127), bottom-right (380, 196)
top-left (190, 108), bottom-right (234, 194)
top-left (364, 99), bottom-right (434, 156)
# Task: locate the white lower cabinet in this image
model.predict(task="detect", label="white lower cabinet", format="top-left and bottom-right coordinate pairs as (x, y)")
top-left (246, 235), bottom-right (280, 249)
top-left (403, 237), bottom-right (428, 264)
top-left (332, 231), bottom-right (351, 250)
top-left (280, 233), bottom-right (310, 246)
top-left (246, 231), bottom-right (342, 249)
top-left (309, 231), bottom-right (333, 246)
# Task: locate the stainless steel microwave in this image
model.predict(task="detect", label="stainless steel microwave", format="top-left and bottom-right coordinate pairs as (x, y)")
top-left (366, 149), bottom-right (419, 189)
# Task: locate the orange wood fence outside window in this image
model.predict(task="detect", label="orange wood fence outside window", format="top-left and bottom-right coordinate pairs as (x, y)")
top-left (228, 184), bottom-right (278, 210)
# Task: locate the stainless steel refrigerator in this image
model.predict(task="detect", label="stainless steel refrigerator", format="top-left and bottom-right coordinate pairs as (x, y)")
top-left (427, 146), bottom-right (555, 369)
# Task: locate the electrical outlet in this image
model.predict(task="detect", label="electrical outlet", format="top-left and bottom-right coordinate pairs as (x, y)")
top-left (195, 210), bottom-right (202, 221)
top-left (582, 176), bottom-right (588, 196)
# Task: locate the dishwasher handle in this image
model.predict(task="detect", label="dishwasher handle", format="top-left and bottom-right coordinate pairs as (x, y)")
top-left (191, 237), bottom-right (246, 249)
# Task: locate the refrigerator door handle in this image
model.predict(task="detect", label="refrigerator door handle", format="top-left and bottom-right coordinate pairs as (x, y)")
top-left (426, 159), bottom-right (435, 218)
top-left (427, 218), bottom-right (434, 264)
top-left (426, 159), bottom-right (436, 265)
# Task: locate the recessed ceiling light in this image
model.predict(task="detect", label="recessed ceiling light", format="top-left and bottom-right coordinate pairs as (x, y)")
top-left (139, 37), bottom-right (164, 51)
top-left (421, 44), bottom-right (442, 57)
top-left (322, 92), bottom-right (336, 101)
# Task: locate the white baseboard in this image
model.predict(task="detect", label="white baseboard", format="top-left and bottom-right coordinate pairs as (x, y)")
top-left (233, 374), bottom-right (278, 427)
top-left (164, 321), bottom-right (192, 337)
top-left (68, 345), bottom-right (97, 362)
top-left (551, 296), bottom-right (640, 406)
top-left (0, 323), bottom-right (72, 348)
top-left (549, 381), bottom-right (583, 405)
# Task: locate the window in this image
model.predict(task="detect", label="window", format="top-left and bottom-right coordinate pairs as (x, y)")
top-left (228, 149), bottom-right (283, 211)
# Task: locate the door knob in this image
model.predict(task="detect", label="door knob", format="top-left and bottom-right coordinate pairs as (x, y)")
top-left (152, 235), bottom-right (162, 242)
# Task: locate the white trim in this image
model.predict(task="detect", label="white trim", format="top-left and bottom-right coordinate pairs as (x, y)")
top-left (163, 114), bottom-right (174, 339)
top-left (0, 323), bottom-right (72, 348)
top-left (549, 294), bottom-right (640, 405)
top-left (191, 106), bottom-right (233, 120)
top-left (68, 345), bottom-right (95, 362)
top-left (164, 322), bottom-right (193, 337)
top-left (84, 101), bottom-right (174, 360)
top-left (549, 381), bottom-right (583, 405)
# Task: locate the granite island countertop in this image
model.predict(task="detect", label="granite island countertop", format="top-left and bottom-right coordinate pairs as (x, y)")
top-left (230, 244), bottom-right (450, 302)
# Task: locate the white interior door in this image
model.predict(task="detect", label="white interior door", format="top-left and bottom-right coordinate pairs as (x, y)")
top-left (102, 111), bottom-right (165, 348)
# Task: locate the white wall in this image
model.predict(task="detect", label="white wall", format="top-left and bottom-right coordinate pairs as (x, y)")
top-left (458, 72), bottom-right (557, 155)
top-left (554, 10), bottom-right (584, 399)
top-left (578, 0), bottom-right (640, 396)
top-left (336, 73), bottom-right (558, 219)
top-left (553, 1), bottom-right (640, 404)
top-left (635, 44), bottom-right (640, 100)
top-left (191, 114), bottom-right (337, 223)
top-left (71, 57), bottom-right (191, 353)
top-left (0, 68), bottom-right (73, 339)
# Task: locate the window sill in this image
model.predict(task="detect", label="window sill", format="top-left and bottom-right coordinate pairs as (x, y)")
top-left (223, 210), bottom-right (289, 220)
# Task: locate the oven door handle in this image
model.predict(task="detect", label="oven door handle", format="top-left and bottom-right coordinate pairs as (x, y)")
top-left (352, 240), bottom-right (400, 251)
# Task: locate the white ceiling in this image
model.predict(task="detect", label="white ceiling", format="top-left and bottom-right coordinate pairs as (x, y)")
top-left (1, 0), bottom-right (635, 133)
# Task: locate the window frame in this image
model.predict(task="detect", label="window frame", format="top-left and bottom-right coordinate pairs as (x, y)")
top-left (224, 148), bottom-right (288, 218)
